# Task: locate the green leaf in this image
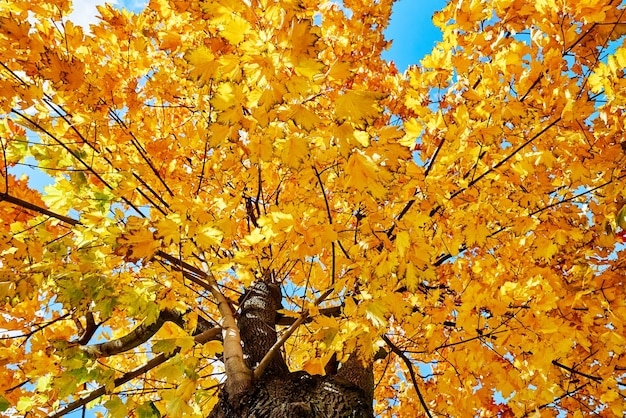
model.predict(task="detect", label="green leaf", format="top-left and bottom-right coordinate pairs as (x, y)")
top-left (105, 396), bottom-right (128, 418)
top-left (35, 374), bottom-right (53, 391)
top-left (152, 339), bottom-right (178, 355)
top-left (616, 205), bottom-right (626, 230)
top-left (137, 401), bottom-right (162, 418)
top-left (0, 394), bottom-right (11, 412)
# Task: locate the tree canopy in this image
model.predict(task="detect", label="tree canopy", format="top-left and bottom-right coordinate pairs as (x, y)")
top-left (1, 0), bottom-right (625, 416)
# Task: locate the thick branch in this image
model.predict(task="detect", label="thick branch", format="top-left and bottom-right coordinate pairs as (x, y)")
top-left (239, 282), bottom-right (288, 377)
top-left (336, 352), bottom-right (374, 401)
top-left (253, 310), bottom-right (307, 380)
top-left (155, 251), bottom-right (252, 397)
top-left (253, 288), bottom-right (333, 380)
top-left (81, 309), bottom-right (197, 358)
top-left (75, 312), bottom-right (97, 345)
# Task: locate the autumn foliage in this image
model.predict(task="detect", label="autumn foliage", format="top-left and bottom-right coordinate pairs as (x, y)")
top-left (1, 0), bottom-right (626, 416)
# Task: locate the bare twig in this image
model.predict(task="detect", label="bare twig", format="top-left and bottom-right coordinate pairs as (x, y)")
top-left (382, 334), bottom-right (433, 418)
top-left (424, 137), bottom-right (445, 179)
top-left (107, 109), bottom-right (174, 197)
top-left (552, 360), bottom-right (602, 383)
top-left (0, 192), bottom-right (80, 226)
top-left (313, 165), bottom-right (337, 283)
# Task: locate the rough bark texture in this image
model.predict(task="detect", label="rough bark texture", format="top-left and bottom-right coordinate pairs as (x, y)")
top-left (209, 281), bottom-right (374, 418)
top-left (238, 281), bottom-right (289, 376)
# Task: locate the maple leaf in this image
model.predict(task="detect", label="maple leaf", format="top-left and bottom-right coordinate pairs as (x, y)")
top-left (186, 45), bottom-right (219, 85)
top-left (334, 90), bottom-right (385, 125)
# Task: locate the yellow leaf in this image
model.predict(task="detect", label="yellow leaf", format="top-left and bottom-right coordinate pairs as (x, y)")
top-left (465, 222), bottom-right (490, 247)
top-left (212, 82), bottom-right (238, 110)
top-left (281, 136), bottom-right (309, 166)
top-left (201, 340), bottom-right (223, 357)
top-left (326, 60), bottom-right (353, 81)
top-left (616, 205), bottom-right (626, 230)
top-left (194, 224), bottom-right (223, 248)
top-left (42, 180), bottom-right (74, 214)
top-left (118, 228), bottom-right (160, 260)
top-left (186, 45), bottom-right (218, 85)
top-left (243, 228), bottom-right (266, 246)
top-left (600, 389), bottom-right (620, 403)
top-left (259, 211), bottom-right (295, 232)
top-left (104, 397), bottom-right (127, 418)
top-left (395, 230), bottom-right (410, 258)
top-left (220, 14), bottom-right (250, 45)
top-left (353, 130), bottom-right (370, 147)
top-left (335, 90), bottom-right (384, 125)
top-left (294, 58), bottom-right (325, 79)
top-left (175, 378), bottom-right (197, 401)
top-left (303, 357), bottom-right (326, 375)
top-left (400, 118), bottom-right (422, 147)
top-left (17, 397), bottom-right (34, 413)
top-left (345, 151), bottom-right (386, 197)
top-left (364, 300), bottom-right (388, 328)
top-left (176, 336), bottom-right (195, 352)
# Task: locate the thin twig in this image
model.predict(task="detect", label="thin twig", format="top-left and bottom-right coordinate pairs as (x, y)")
top-left (424, 136), bottom-right (445, 179)
top-left (0, 192), bottom-right (79, 226)
top-left (382, 334), bottom-right (433, 418)
top-left (10, 108), bottom-right (148, 218)
top-left (450, 117), bottom-right (561, 201)
top-left (313, 165), bottom-right (337, 284)
top-left (552, 360), bottom-right (602, 383)
top-left (521, 383), bottom-right (588, 417)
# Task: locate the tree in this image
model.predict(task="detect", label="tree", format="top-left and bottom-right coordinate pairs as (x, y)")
top-left (0, 0), bottom-right (625, 416)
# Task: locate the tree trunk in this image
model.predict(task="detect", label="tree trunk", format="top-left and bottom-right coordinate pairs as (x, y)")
top-left (209, 281), bottom-right (374, 418)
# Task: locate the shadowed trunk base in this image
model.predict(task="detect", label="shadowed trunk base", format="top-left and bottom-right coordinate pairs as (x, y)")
top-left (209, 371), bottom-right (373, 418)
top-left (209, 281), bottom-right (374, 417)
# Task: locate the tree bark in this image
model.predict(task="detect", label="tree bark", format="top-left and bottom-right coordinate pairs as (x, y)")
top-left (209, 281), bottom-right (374, 418)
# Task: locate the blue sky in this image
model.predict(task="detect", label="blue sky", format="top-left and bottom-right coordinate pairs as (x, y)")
top-left (383, 0), bottom-right (447, 71)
